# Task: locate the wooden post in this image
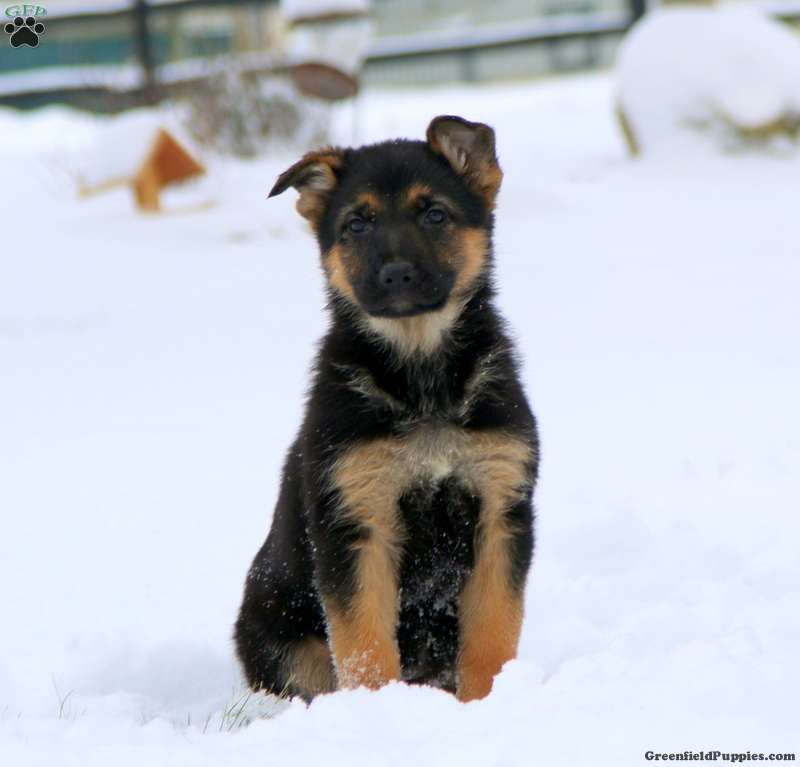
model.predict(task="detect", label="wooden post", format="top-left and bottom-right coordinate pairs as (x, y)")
top-left (133, 0), bottom-right (159, 105)
top-left (629, 0), bottom-right (647, 24)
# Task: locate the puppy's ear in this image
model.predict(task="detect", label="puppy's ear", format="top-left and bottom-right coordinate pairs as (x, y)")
top-left (269, 149), bottom-right (344, 228)
top-left (426, 116), bottom-right (502, 206)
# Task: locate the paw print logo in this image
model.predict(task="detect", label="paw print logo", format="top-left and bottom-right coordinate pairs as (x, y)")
top-left (4, 15), bottom-right (45, 48)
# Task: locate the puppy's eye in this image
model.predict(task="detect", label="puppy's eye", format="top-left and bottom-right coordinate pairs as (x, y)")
top-left (424, 208), bottom-right (447, 225)
top-left (347, 218), bottom-right (367, 234)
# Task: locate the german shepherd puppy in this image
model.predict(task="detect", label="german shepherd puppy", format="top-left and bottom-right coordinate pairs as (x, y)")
top-left (234, 116), bottom-right (539, 703)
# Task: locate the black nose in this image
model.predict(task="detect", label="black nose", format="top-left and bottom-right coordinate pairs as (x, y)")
top-left (378, 262), bottom-right (416, 291)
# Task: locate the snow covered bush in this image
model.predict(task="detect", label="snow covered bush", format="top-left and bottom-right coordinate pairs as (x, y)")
top-left (616, 3), bottom-right (800, 154)
top-left (183, 70), bottom-right (328, 158)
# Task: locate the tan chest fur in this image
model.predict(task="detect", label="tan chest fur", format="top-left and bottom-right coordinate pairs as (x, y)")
top-left (330, 423), bottom-right (533, 541)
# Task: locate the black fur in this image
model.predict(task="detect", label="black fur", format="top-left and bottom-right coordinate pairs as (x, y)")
top-left (235, 118), bottom-right (539, 701)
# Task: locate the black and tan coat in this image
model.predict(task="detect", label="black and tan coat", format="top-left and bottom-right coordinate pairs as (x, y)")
top-left (234, 116), bottom-right (539, 702)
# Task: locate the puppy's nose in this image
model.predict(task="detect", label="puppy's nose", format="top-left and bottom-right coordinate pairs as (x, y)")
top-left (378, 262), bottom-right (416, 291)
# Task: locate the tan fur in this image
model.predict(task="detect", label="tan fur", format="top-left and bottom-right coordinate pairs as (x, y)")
top-left (455, 432), bottom-right (530, 701)
top-left (332, 417), bottom-right (533, 508)
top-left (478, 164), bottom-right (503, 208)
top-left (283, 636), bottom-right (337, 698)
top-left (325, 244), bottom-right (359, 304)
top-left (363, 299), bottom-right (466, 358)
top-left (355, 191), bottom-right (381, 212)
top-left (332, 439), bottom-right (408, 548)
top-left (328, 427), bottom-right (534, 695)
top-left (452, 227), bottom-right (489, 298)
top-left (404, 184), bottom-right (433, 208)
top-left (457, 557), bottom-right (524, 701)
top-left (289, 151), bottom-right (343, 229)
top-left (327, 441), bottom-right (405, 688)
top-left (325, 560), bottom-right (402, 689)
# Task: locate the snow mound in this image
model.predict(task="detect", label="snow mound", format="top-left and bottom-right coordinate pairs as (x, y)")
top-left (616, 4), bottom-right (800, 153)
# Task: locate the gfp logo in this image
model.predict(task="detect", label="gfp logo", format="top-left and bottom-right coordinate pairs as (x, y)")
top-left (4, 5), bottom-right (46, 47)
top-left (5, 5), bottom-right (46, 16)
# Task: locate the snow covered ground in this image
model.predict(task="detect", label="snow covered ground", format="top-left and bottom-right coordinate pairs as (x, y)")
top-left (1, 73), bottom-right (799, 765)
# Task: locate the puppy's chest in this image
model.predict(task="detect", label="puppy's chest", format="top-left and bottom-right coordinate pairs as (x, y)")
top-left (331, 421), bottom-right (474, 518)
top-left (339, 355), bottom-right (491, 427)
top-left (332, 420), bottom-right (531, 517)
top-left (377, 421), bottom-right (484, 491)
top-left (397, 472), bottom-right (479, 606)
top-left (331, 421), bottom-right (532, 609)
top-left (380, 423), bottom-right (482, 609)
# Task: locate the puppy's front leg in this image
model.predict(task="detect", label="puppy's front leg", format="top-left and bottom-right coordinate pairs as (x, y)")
top-left (457, 515), bottom-right (524, 701)
top-left (323, 535), bottom-right (401, 689)
top-left (322, 439), bottom-right (404, 690)
top-left (457, 433), bottom-right (534, 702)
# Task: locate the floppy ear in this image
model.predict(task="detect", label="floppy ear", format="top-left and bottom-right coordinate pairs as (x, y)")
top-left (426, 116), bottom-right (502, 206)
top-left (268, 149), bottom-right (344, 228)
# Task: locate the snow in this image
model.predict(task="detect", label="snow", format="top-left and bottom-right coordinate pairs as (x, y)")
top-left (617, 4), bottom-right (800, 151)
top-left (1, 73), bottom-right (799, 765)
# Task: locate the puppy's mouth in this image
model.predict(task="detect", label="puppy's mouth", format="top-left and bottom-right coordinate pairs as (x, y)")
top-left (356, 270), bottom-right (456, 319)
top-left (365, 294), bottom-right (449, 318)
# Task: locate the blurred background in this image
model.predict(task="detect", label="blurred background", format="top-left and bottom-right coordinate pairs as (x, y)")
top-left (2, 0), bottom-right (638, 111)
top-left (2, 1), bottom-right (795, 110)
top-left (2, 0), bottom-right (799, 164)
top-left (3, 0), bottom-right (800, 167)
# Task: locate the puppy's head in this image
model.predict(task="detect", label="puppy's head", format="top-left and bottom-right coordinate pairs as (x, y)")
top-left (269, 116), bottom-right (502, 351)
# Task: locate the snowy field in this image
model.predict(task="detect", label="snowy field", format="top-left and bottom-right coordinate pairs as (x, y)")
top-left (1, 73), bottom-right (799, 765)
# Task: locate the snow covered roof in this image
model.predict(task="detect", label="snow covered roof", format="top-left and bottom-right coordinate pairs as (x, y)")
top-left (0, 63), bottom-right (142, 96)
